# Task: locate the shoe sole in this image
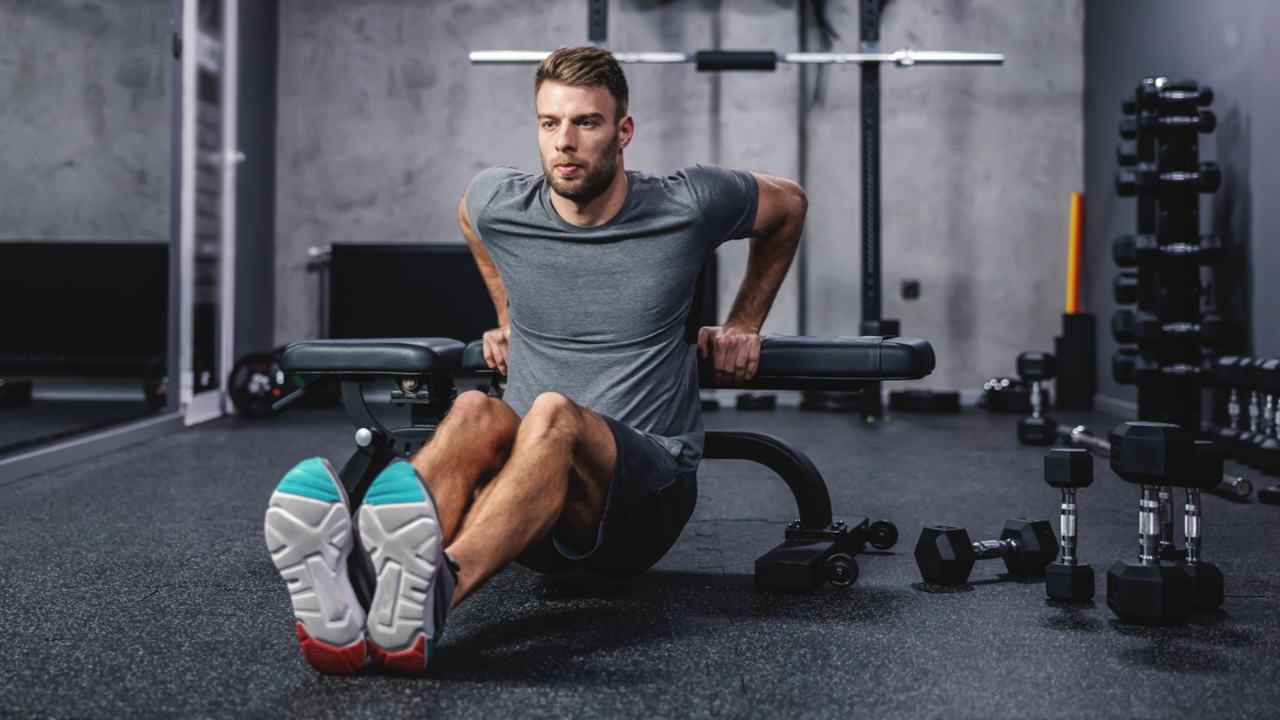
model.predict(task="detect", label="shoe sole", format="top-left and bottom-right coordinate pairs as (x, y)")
top-left (358, 462), bottom-right (444, 676)
top-left (264, 457), bottom-right (367, 674)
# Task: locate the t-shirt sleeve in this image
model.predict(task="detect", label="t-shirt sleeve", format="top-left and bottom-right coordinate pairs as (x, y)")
top-left (464, 167), bottom-right (521, 243)
top-left (679, 164), bottom-right (759, 251)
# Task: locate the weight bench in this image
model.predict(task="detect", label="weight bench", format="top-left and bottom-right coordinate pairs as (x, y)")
top-left (273, 334), bottom-right (934, 598)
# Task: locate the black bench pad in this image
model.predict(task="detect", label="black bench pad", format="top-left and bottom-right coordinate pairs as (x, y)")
top-left (279, 338), bottom-right (465, 375)
top-left (461, 335), bottom-right (934, 391)
top-left (700, 335), bottom-right (934, 391)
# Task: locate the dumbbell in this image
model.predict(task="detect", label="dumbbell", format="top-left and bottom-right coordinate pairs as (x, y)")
top-left (1235, 358), bottom-right (1266, 467)
top-left (914, 519), bottom-right (1059, 586)
top-left (1113, 352), bottom-right (1204, 388)
top-left (1105, 422), bottom-right (1196, 624)
top-left (1211, 356), bottom-right (1247, 456)
top-left (1044, 448), bottom-right (1094, 601)
top-left (1116, 162), bottom-right (1221, 196)
top-left (1016, 352), bottom-right (1056, 445)
top-left (1238, 359), bottom-right (1280, 471)
top-left (1113, 233), bottom-right (1223, 268)
top-left (1142, 79), bottom-right (1215, 116)
top-left (1176, 440), bottom-right (1226, 611)
top-left (1113, 272), bottom-right (1139, 305)
top-left (1111, 309), bottom-right (1224, 347)
top-left (1059, 424), bottom-right (1253, 499)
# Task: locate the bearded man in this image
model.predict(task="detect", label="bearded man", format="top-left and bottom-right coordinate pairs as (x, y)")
top-left (265, 45), bottom-right (807, 676)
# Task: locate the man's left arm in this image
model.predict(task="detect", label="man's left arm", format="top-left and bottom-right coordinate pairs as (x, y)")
top-left (697, 171), bottom-right (807, 385)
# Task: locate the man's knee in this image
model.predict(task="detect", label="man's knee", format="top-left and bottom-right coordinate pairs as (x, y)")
top-left (521, 392), bottom-right (581, 442)
top-left (443, 390), bottom-right (519, 445)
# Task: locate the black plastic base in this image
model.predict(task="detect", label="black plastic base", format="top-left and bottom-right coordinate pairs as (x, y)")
top-left (1046, 561), bottom-right (1095, 602)
top-left (1106, 559), bottom-right (1192, 624)
top-left (755, 516), bottom-right (896, 592)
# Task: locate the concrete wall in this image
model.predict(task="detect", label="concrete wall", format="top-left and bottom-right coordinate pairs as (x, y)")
top-left (804, 1), bottom-right (1083, 389)
top-left (0, 0), bottom-right (171, 241)
top-left (1084, 0), bottom-right (1280, 410)
top-left (275, 0), bottom-right (1085, 392)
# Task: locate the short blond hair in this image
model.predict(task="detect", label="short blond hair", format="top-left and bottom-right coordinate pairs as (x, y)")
top-left (535, 46), bottom-right (629, 122)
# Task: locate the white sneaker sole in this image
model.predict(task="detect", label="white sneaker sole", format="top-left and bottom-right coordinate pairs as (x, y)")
top-left (358, 477), bottom-right (443, 674)
top-left (264, 458), bottom-right (367, 673)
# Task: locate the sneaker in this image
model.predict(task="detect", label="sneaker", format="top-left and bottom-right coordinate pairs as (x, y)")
top-left (264, 457), bottom-right (367, 674)
top-left (357, 460), bottom-right (456, 676)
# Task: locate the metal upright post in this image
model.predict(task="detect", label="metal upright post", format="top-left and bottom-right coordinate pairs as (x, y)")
top-left (858, 0), bottom-right (881, 331)
top-left (857, 0), bottom-right (893, 419)
top-left (588, 0), bottom-right (608, 49)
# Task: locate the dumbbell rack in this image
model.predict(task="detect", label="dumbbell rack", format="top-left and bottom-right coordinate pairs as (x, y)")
top-left (1112, 77), bottom-right (1222, 431)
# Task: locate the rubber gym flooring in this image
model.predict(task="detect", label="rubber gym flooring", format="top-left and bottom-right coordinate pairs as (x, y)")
top-left (0, 400), bottom-right (155, 457)
top-left (2, 403), bottom-right (1278, 719)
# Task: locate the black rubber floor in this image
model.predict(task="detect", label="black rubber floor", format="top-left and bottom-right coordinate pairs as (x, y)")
top-left (0, 401), bottom-right (156, 457)
top-left (1, 405), bottom-right (1278, 719)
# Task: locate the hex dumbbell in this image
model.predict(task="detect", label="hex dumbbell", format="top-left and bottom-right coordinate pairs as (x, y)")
top-left (1016, 352), bottom-right (1057, 445)
top-left (914, 519), bottom-right (1059, 586)
top-left (1113, 234), bottom-right (1223, 268)
top-left (1239, 359), bottom-right (1280, 471)
top-left (1235, 359), bottom-right (1269, 468)
top-left (1112, 310), bottom-right (1224, 347)
top-left (1058, 423), bottom-right (1252, 498)
top-left (1112, 348), bottom-right (1154, 386)
top-left (1044, 448), bottom-right (1094, 602)
top-left (1211, 356), bottom-right (1247, 456)
top-left (1113, 272), bottom-right (1139, 305)
top-left (1116, 162), bottom-right (1221, 196)
top-left (1176, 441), bottom-right (1226, 611)
top-left (1105, 422), bottom-right (1196, 624)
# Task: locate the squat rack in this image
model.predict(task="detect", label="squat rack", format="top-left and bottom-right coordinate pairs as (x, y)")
top-left (471, 0), bottom-right (1002, 418)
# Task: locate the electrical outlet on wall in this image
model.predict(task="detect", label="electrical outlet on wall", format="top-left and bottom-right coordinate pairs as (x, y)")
top-left (901, 279), bottom-right (920, 300)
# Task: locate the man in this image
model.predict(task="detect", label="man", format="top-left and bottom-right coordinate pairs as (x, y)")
top-left (264, 46), bottom-right (807, 676)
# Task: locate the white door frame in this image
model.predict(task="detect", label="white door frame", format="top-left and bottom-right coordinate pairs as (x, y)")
top-left (179, 0), bottom-right (239, 426)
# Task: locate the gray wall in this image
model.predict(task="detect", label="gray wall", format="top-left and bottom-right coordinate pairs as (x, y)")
top-left (0, 0), bottom-right (171, 241)
top-left (275, 0), bottom-right (1084, 391)
top-left (1084, 0), bottom-right (1280, 410)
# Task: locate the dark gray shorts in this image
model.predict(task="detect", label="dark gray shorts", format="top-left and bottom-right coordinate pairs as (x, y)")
top-left (514, 414), bottom-right (698, 580)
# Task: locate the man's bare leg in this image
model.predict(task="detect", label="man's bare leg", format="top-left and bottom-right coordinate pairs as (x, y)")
top-left (410, 390), bottom-right (520, 545)
top-left (445, 391), bottom-right (617, 608)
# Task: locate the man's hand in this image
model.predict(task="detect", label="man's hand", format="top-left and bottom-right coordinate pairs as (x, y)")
top-left (697, 324), bottom-right (762, 386)
top-left (483, 325), bottom-right (511, 376)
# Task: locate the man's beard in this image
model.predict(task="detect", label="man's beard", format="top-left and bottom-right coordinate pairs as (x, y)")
top-left (542, 132), bottom-right (620, 203)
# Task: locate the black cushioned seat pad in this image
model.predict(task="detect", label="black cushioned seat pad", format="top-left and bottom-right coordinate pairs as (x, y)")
top-left (700, 335), bottom-right (934, 391)
top-left (463, 335), bottom-right (934, 391)
top-left (279, 338), bottom-right (465, 375)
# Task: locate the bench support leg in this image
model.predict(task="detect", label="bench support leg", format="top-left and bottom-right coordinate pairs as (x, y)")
top-left (703, 430), bottom-right (897, 591)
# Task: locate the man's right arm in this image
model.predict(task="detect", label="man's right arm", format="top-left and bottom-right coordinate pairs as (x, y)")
top-left (458, 195), bottom-right (511, 376)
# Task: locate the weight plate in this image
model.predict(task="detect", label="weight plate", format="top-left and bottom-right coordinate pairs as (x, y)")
top-left (228, 352), bottom-right (286, 419)
top-left (143, 356), bottom-right (168, 410)
top-left (888, 389), bottom-right (961, 413)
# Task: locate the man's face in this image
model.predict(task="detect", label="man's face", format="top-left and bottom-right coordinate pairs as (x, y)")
top-left (536, 81), bottom-right (627, 203)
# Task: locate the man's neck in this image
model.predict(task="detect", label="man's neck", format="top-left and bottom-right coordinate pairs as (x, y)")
top-left (549, 167), bottom-right (629, 227)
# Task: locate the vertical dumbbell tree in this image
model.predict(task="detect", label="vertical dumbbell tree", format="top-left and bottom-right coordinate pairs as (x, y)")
top-left (1112, 78), bottom-right (1221, 431)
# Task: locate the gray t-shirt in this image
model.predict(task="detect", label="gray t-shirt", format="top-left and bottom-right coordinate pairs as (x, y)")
top-left (465, 164), bottom-right (759, 471)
